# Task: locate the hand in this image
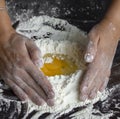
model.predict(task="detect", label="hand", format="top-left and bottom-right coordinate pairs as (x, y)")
top-left (80, 19), bottom-right (119, 100)
top-left (0, 30), bottom-right (54, 106)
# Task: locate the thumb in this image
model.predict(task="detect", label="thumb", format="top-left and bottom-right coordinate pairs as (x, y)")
top-left (84, 28), bottom-right (99, 63)
top-left (26, 40), bottom-right (43, 68)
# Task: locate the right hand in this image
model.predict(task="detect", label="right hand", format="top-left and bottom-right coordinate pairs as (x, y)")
top-left (0, 30), bottom-right (54, 106)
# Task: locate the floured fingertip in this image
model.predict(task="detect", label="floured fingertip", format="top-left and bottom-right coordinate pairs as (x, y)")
top-left (84, 53), bottom-right (94, 63)
top-left (47, 99), bottom-right (54, 107)
top-left (48, 91), bottom-right (55, 99)
top-left (80, 94), bottom-right (88, 101)
top-left (35, 58), bottom-right (44, 68)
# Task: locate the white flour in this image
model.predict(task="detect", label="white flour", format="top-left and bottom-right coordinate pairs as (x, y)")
top-left (16, 16), bottom-right (115, 118)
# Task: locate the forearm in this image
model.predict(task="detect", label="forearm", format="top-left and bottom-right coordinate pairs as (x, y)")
top-left (0, 0), bottom-right (13, 35)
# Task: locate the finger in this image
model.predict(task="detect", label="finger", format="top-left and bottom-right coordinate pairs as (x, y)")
top-left (81, 48), bottom-right (104, 94)
top-left (25, 62), bottom-right (55, 99)
top-left (87, 72), bottom-right (103, 99)
top-left (80, 64), bottom-right (99, 101)
top-left (99, 77), bottom-right (109, 92)
top-left (80, 63), bottom-right (99, 90)
top-left (17, 69), bottom-right (54, 106)
top-left (89, 86), bottom-right (98, 99)
top-left (26, 40), bottom-right (43, 68)
top-left (85, 28), bottom-right (99, 63)
top-left (88, 72), bottom-right (108, 99)
top-left (12, 75), bottom-right (45, 106)
top-left (80, 71), bottom-right (98, 101)
top-left (89, 80), bottom-right (101, 99)
top-left (4, 78), bottom-right (28, 101)
top-left (88, 78), bottom-right (105, 99)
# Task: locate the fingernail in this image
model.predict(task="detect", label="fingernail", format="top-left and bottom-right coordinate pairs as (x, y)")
top-left (80, 95), bottom-right (88, 101)
top-left (36, 98), bottom-right (45, 106)
top-left (81, 86), bottom-right (88, 93)
top-left (35, 59), bottom-right (44, 68)
top-left (84, 53), bottom-right (94, 63)
top-left (48, 91), bottom-right (55, 99)
top-left (89, 88), bottom-right (97, 99)
top-left (40, 100), bottom-right (45, 106)
top-left (89, 92), bottom-right (96, 99)
top-left (47, 99), bottom-right (54, 107)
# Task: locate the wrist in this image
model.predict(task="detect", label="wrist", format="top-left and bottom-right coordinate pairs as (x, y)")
top-left (0, 0), bottom-right (16, 42)
top-left (0, 0), bottom-right (14, 35)
top-left (102, 0), bottom-right (120, 40)
top-left (104, 16), bottom-right (120, 32)
top-left (100, 18), bottom-right (120, 42)
top-left (0, 9), bottom-right (14, 35)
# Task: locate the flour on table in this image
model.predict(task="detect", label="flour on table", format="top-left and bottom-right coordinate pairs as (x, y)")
top-left (16, 16), bottom-right (113, 119)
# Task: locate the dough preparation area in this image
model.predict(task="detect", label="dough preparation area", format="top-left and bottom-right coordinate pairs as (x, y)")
top-left (0, 0), bottom-right (119, 119)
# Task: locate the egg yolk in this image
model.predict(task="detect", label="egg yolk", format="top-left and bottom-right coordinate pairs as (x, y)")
top-left (41, 54), bottom-right (78, 76)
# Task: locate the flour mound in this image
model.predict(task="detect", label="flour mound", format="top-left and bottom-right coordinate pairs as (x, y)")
top-left (17, 16), bottom-right (109, 118)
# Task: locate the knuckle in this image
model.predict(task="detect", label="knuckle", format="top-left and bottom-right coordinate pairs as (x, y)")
top-left (11, 34), bottom-right (26, 46)
top-left (20, 84), bottom-right (27, 92)
top-left (31, 47), bottom-right (41, 56)
top-left (17, 58), bottom-right (29, 68)
top-left (6, 64), bottom-right (13, 71)
top-left (12, 84), bottom-right (18, 90)
top-left (17, 59), bottom-right (25, 66)
top-left (22, 84), bottom-right (28, 91)
top-left (10, 67), bottom-right (21, 78)
top-left (25, 86), bottom-right (36, 96)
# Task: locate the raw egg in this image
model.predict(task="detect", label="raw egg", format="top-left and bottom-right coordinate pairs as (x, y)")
top-left (41, 54), bottom-right (78, 76)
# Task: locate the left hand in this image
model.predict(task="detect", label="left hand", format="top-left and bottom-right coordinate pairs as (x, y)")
top-left (79, 18), bottom-right (119, 100)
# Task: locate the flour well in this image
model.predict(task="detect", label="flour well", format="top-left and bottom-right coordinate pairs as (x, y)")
top-left (16, 16), bottom-right (113, 119)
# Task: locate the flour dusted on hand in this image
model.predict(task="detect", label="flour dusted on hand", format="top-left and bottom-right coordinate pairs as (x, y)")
top-left (17, 16), bottom-right (110, 118)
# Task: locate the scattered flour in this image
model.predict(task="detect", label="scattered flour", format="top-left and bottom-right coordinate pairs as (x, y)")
top-left (15, 16), bottom-right (115, 118)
